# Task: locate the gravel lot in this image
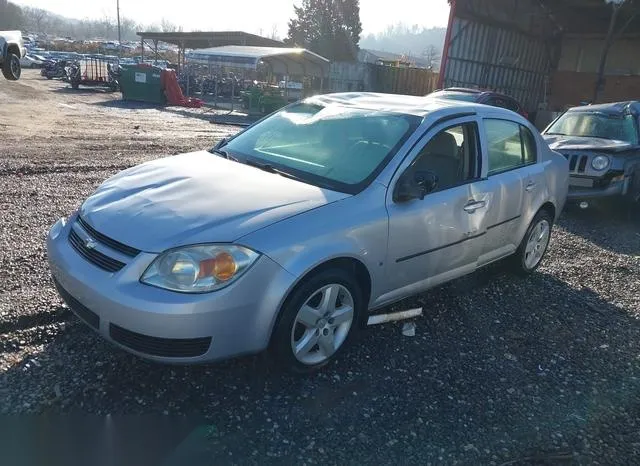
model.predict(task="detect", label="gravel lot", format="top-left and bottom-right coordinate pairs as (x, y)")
top-left (1, 71), bottom-right (640, 465)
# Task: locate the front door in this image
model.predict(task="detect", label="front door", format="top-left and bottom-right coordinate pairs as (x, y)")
top-left (381, 117), bottom-right (488, 305)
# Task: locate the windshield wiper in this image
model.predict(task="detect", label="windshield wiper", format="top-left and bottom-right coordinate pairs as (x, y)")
top-left (544, 132), bottom-right (567, 136)
top-left (243, 159), bottom-right (333, 188)
top-left (210, 148), bottom-right (240, 162)
top-left (245, 159), bottom-right (294, 177)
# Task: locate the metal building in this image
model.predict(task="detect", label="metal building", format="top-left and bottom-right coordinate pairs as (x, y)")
top-left (439, 0), bottom-right (640, 121)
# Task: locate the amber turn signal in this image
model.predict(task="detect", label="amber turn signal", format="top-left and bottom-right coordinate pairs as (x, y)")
top-left (198, 252), bottom-right (237, 281)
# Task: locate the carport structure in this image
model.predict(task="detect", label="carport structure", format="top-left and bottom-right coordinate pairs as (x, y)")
top-left (136, 31), bottom-right (286, 73)
top-left (186, 45), bottom-right (330, 89)
top-left (439, 0), bottom-right (640, 117)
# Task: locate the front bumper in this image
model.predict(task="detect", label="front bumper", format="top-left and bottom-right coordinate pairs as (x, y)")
top-left (567, 177), bottom-right (628, 201)
top-left (46, 217), bottom-right (296, 364)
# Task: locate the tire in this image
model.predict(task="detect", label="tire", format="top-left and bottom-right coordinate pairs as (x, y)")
top-left (2, 53), bottom-right (21, 80)
top-left (511, 209), bottom-right (553, 275)
top-left (71, 80), bottom-right (79, 90)
top-left (270, 268), bottom-right (364, 374)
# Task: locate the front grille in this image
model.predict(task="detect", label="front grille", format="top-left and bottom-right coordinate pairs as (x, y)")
top-left (53, 278), bottom-right (100, 330)
top-left (562, 153), bottom-right (589, 173)
top-left (78, 217), bottom-right (140, 258)
top-left (109, 324), bottom-right (212, 358)
top-left (68, 229), bottom-right (126, 273)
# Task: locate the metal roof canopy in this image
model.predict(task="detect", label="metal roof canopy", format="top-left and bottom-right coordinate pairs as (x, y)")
top-left (186, 46), bottom-right (330, 78)
top-left (136, 31), bottom-right (286, 49)
top-left (452, 0), bottom-right (640, 36)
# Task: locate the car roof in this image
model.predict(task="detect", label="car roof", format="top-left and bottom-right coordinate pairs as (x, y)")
top-left (308, 92), bottom-right (515, 118)
top-left (440, 87), bottom-right (483, 94)
top-left (439, 88), bottom-right (516, 99)
top-left (567, 101), bottom-right (640, 115)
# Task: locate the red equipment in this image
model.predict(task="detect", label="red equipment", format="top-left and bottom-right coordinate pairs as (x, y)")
top-left (160, 69), bottom-right (203, 108)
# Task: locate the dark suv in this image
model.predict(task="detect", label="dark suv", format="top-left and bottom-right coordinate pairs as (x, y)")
top-left (427, 88), bottom-right (529, 119)
top-left (542, 101), bottom-right (640, 207)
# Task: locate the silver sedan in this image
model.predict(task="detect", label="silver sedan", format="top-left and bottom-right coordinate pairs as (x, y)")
top-left (47, 93), bottom-right (569, 372)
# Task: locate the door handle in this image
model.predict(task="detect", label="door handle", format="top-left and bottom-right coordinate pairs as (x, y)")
top-left (463, 200), bottom-right (486, 213)
top-left (525, 181), bottom-right (537, 192)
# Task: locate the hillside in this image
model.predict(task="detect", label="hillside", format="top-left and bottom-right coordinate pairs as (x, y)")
top-left (360, 25), bottom-right (447, 63)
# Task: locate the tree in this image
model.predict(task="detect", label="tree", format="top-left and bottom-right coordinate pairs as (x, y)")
top-left (270, 23), bottom-right (280, 41)
top-left (286, 0), bottom-right (362, 61)
top-left (161, 18), bottom-right (182, 33)
top-left (421, 44), bottom-right (441, 70)
top-left (23, 7), bottom-right (49, 34)
top-left (0, 1), bottom-right (24, 30)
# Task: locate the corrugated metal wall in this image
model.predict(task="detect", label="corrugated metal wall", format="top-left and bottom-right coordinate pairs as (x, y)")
top-left (372, 66), bottom-right (439, 96)
top-left (330, 62), bottom-right (439, 96)
top-left (329, 62), bottom-right (370, 92)
top-left (443, 17), bottom-right (552, 112)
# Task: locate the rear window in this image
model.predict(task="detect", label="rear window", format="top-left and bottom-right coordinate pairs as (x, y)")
top-left (429, 92), bottom-right (479, 103)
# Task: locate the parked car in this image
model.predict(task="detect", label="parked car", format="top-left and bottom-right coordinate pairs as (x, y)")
top-left (47, 94), bottom-right (568, 372)
top-left (427, 88), bottom-right (529, 119)
top-left (0, 30), bottom-right (27, 80)
top-left (542, 101), bottom-right (640, 208)
top-left (20, 55), bottom-right (43, 68)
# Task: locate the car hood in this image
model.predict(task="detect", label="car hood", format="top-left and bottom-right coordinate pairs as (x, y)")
top-left (79, 151), bottom-right (348, 252)
top-left (543, 135), bottom-right (637, 153)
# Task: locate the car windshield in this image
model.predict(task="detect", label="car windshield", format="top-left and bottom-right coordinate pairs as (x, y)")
top-left (222, 102), bottom-right (420, 193)
top-left (546, 111), bottom-right (639, 144)
top-left (429, 92), bottom-right (479, 102)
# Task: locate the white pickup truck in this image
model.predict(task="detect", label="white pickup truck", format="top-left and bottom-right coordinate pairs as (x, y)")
top-left (0, 30), bottom-right (27, 80)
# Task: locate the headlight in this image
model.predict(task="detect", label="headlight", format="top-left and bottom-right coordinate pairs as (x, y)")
top-left (141, 245), bottom-right (260, 293)
top-left (591, 155), bottom-right (610, 171)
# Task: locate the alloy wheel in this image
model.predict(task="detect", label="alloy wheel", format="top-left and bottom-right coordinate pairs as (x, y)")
top-left (524, 219), bottom-right (550, 270)
top-left (290, 283), bottom-right (354, 365)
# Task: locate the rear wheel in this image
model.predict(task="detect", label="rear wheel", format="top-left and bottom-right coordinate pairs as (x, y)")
top-left (2, 53), bottom-right (21, 80)
top-left (271, 269), bottom-right (363, 373)
top-left (511, 210), bottom-right (553, 275)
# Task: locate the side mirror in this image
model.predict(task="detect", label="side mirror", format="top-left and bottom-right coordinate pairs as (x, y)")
top-left (394, 170), bottom-right (438, 203)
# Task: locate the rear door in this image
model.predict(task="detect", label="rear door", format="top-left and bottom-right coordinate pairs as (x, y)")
top-left (474, 118), bottom-right (536, 265)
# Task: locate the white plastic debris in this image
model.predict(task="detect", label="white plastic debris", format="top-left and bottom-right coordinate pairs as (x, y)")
top-left (367, 308), bottom-right (422, 326)
top-left (402, 322), bottom-right (416, 337)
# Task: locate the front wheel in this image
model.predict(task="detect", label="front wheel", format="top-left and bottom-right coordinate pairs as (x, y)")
top-left (2, 53), bottom-right (21, 80)
top-left (511, 210), bottom-right (553, 275)
top-left (270, 269), bottom-right (364, 373)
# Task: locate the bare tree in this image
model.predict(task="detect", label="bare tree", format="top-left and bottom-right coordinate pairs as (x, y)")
top-left (0, 1), bottom-right (24, 29)
top-left (421, 44), bottom-right (441, 70)
top-left (23, 7), bottom-right (49, 34)
top-left (270, 23), bottom-right (280, 41)
top-left (160, 18), bottom-right (182, 33)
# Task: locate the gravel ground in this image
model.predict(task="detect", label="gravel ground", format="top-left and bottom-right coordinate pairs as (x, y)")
top-left (1, 72), bottom-right (640, 465)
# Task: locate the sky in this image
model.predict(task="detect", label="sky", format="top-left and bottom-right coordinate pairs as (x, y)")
top-left (14, 0), bottom-right (451, 36)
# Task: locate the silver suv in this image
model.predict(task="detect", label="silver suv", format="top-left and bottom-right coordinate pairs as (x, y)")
top-left (47, 94), bottom-right (569, 372)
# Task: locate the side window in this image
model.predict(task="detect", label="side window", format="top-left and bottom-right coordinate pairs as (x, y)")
top-left (485, 119), bottom-right (536, 175)
top-left (407, 123), bottom-right (478, 192)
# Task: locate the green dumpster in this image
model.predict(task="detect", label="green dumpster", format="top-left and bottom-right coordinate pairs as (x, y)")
top-left (119, 64), bottom-right (166, 105)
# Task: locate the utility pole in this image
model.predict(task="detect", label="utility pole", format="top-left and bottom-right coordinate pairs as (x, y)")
top-left (117, 0), bottom-right (122, 57)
